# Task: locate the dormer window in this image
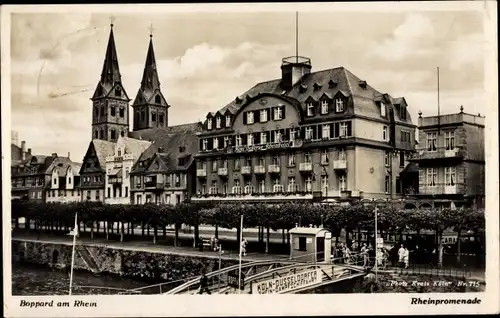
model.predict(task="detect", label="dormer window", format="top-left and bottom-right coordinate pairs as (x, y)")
top-left (260, 109), bottom-right (268, 122)
top-left (321, 100), bottom-right (329, 114)
top-left (247, 112), bottom-right (254, 124)
top-left (207, 118), bottom-right (213, 130)
top-left (359, 81), bottom-right (367, 89)
top-left (118, 150), bottom-right (122, 156)
top-left (299, 84), bottom-right (307, 93)
top-left (306, 103), bottom-right (314, 116)
top-left (274, 107), bottom-right (283, 120)
top-left (216, 117), bottom-right (221, 128)
top-left (225, 115), bottom-right (231, 127)
top-left (335, 98), bottom-right (344, 112)
top-left (328, 80), bottom-right (337, 89)
top-left (400, 106), bottom-right (407, 120)
top-left (313, 83), bottom-right (321, 91)
top-left (380, 102), bottom-right (386, 117)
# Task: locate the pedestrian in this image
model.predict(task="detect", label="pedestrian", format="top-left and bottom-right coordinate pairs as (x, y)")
top-left (404, 247), bottom-right (410, 269)
top-left (344, 245), bottom-right (351, 264)
top-left (398, 244), bottom-right (405, 268)
top-left (361, 243), bottom-right (368, 268)
top-left (241, 239), bottom-right (248, 257)
top-left (198, 269), bottom-right (211, 295)
top-left (362, 267), bottom-right (377, 293)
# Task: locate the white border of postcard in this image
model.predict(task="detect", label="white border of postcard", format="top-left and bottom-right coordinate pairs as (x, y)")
top-left (2, 1), bottom-right (499, 317)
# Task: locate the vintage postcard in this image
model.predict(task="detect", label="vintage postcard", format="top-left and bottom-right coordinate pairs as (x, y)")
top-left (1, 1), bottom-right (499, 317)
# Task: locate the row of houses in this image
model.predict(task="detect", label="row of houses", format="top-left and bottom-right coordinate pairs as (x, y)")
top-left (10, 24), bottom-right (486, 209)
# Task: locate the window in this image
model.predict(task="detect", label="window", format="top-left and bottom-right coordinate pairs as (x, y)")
top-left (258, 157), bottom-right (265, 166)
top-left (298, 237), bottom-right (307, 251)
top-left (259, 180), bottom-right (266, 193)
top-left (306, 103), bottom-right (314, 116)
top-left (321, 175), bottom-right (328, 193)
top-left (175, 174), bottom-right (181, 187)
top-left (53, 178), bottom-right (57, 185)
top-left (322, 125), bottom-right (330, 139)
top-left (247, 133), bottom-right (254, 146)
top-left (380, 102), bottom-right (386, 117)
top-left (207, 118), bottom-right (213, 130)
top-left (111, 106), bottom-right (116, 116)
top-left (212, 160), bottom-right (217, 171)
top-left (290, 129), bottom-right (296, 141)
top-left (384, 175), bottom-right (390, 193)
top-left (114, 87), bottom-right (121, 97)
top-left (335, 98), bottom-right (344, 112)
top-left (159, 114), bottom-right (164, 124)
top-left (202, 139), bottom-right (208, 151)
top-left (305, 127), bottom-right (313, 140)
top-left (288, 177), bottom-right (296, 192)
top-left (261, 132), bottom-right (267, 144)
top-left (401, 130), bottom-right (411, 142)
top-left (288, 154), bottom-right (295, 166)
top-left (274, 130), bottom-right (282, 143)
top-left (399, 152), bottom-right (405, 167)
top-left (427, 132), bottom-right (437, 151)
top-left (125, 186), bottom-right (128, 197)
top-left (94, 130), bottom-right (98, 139)
top-left (201, 183), bottom-right (206, 194)
top-left (384, 151), bottom-right (390, 167)
top-left (213, 138), bottom-right (219, 149)
top-left (94, 107), bottom-right (99, 117)
top-left (247, 112), bottom-right (254, 124)
top-left (216, 117), bottom-right (221, 128)
top-left (245, 157), bottom-right (252, 167)
top-left (155, 95), bottom-right (161, 104)
top-left (234, 159), bottom-right (240, 170)
top-left (260, 109), bottom-right (268, 122)
top-left (274, 107), bottom-right (283, 120)
top-left (273, 177), bottom-right (282, 192)
top-left (179, 146), bottom-right (185, 153)
top-left (136, 176), bottom-right (141, 188)
top-left (445, 131), bottom-right (455, 150)
top-left (95, 190), bottom-right (100, 200)
top-left (339, 174), bottom-right (347, 191)
top-left (225, 115), bottom-right (231, 127)
top-left (305, 176), bottom-right (312, 192)
top-left (321, 150), bottom-right (329, 165)
top-left (445, 167), bottom-right (456, 186)
top-left (426, 168), bottom-right (437, 187)
top-left (141, 110), bottom-right (146, 122)
top-left (321, 100), bottom-right (329, 114)
top-left (87, 190), bottom-right (91, 200)
top-left (395, 177), bottom-right (401, 194)
top-left (400, 106), bottom-right (407, 120)
top-left (222, 159), bottom-right (228, 168)
top-left (382, 126), bottom-right (388, 141)
top-left (111, 129), bottom-right (117, 140)
top-left (68, 178), bottom-right (72, 185)
top-left (100, 106), bottom-right (104, 116)
top-left (152, 112), bottom-right (156, 122)
top-left (235, 135), bottom-right (242, 147)
top-left (304, 152), bottom-right (312, 163)
top-left (222, 181), bottom-right (228, 194)
top-left (272, 156), bottom-right (280, 165)
top-left (340, 122), bottom-right (348, 137)
top-left (223, 136), bottom-right (230, 148)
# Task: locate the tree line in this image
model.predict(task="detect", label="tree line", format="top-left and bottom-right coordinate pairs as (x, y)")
top-left (11, 200), bottom-right (484, 264)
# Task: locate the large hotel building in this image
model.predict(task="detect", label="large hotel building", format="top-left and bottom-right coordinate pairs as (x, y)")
top-left (192, 56), bottom-right (417, 203)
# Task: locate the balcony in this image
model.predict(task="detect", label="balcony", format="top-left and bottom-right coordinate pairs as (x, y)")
top-left (218, 167), bottom-right (228, 176)
top-left (209, 187), bottom-right (219, 195)
top-left (144, 180), bottom-right (164, 190)
top-left (231, 186), bottom-right (242, 195)
top-left (254, 165), bottom-right (266, 174)
top-left (268, 164), bottom-right (280, 174)
top-left (333, 159), bottom-right (347, 170)
top-left (241, 166), bottom-right (252, 175)
top-left (417, 183), bottom-right (465, 196)
top-left (299, 162), bottom-right (313, 172)
top-left (411, 146), bottom-right (464, 162)
top-left (196, 169), bottom-right (207, 177)
top-left (444, 185), bottom-right (458, 194)
top-left (287, 184), bottom-right (299, 193)
top-left (244, 185), bottom-right (255, 194)
top-left (108, 177), bottom-right (123, 185)
top-left (273, 185), bottom-right (284, 193)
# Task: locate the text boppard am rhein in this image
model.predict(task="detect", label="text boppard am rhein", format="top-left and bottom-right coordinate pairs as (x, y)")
top-left (20, 300), bottom-right (97, 308)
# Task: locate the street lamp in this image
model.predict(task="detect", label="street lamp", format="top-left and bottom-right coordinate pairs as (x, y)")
top-left (217, 243), bottom-right (223, 292)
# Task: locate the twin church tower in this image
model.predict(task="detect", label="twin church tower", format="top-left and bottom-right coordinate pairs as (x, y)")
top-left (90, 23), bottom-right (170, 142)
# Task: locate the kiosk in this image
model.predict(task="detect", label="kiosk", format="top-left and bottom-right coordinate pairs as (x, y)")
top-left (289, 226), bottom-right (332, 263)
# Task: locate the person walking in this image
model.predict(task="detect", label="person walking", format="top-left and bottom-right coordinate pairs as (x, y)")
top-left (241, 239), bottom-right (248, 257)
top-left (403, 247), bottom-right (410, 269)
top-left (398, 244), bottom-right (406, 268)
top-left (198, 269), bottom-right (211, 295)
top-left (361, 243), bottom-right (368, 268)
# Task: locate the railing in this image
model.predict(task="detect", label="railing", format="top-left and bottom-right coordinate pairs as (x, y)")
top-left (144, 181), bottom-right (164, 189)
top-left (412, 146), bottom-right (465, 160)
top-left (218, 168), bottom-right (228, 176)
top-left (241, 166), bottom-right (252, 174)
top-left (268, 165), bottom-right (280, 173)
top-left (196, 169), bottom-right (207, 177)
top-left (254, 165), bottom-right (266, 174)
top-left (71, 285), bottom-right (141, 295)
top-left (418, 183), bottom-right (465, 196)
top-left (282, 56), bottom-right (312, 66)
top-left (333, 159), bottom-right (347, 170)
top-left (299, 162), bottom-right (313, 172)
top-left (396, 262), bottom-right (471, 279)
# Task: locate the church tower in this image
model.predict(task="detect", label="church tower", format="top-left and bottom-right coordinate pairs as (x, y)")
top-left (91, 22), bottom-right (130, 142)
top-left (132, 31), bottom-right (170, 131)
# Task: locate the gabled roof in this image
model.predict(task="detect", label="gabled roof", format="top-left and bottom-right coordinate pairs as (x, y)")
top-left (91, 139), bottom-right (115, 167)
top-left (128, 122), bottom-right (203, 141)
top-left (118, 137), bottom-right (152, 159)
top-left (48, 157), bottom-right (82, 177)
top-left (11, 154), bottom-right (57, 176)
top-left (213, 66), bottom-right (413, 125)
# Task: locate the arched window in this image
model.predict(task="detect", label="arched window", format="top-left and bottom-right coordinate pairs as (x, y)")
top-left (121, 130), bottom-right (125, 137)
top-left (94, 130), bottom-right (98, 139)
top-left (100, 129), bottom-right (104, 139)
top-left (115, 87), bottom-right (121, 97)
top-left (155, 95), bottom-right (161, 104)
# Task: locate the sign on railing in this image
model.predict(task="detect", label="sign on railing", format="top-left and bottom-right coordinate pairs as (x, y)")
top-left (228, 272), bottom-right (245, 290)
top-left (229, 140), bottom-right (303, 154)
top-left (251, 268), bottom-right (322, 294)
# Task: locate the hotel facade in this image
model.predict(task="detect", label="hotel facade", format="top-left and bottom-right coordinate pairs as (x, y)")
top-left (192, 56), bottom-right (417, 203)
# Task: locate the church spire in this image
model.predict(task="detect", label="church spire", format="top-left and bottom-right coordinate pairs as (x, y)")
top-left (139, 30), bottom-right (160, 93)
top-left (100, 22), bottom-right (122, 86)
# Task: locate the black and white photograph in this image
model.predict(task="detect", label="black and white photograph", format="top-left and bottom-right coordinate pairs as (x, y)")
top-left (2, 2), bottom-right (498, 317)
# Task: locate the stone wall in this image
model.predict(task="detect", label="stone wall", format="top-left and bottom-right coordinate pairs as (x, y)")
top-left (12, 240), bottom-right (239, 284)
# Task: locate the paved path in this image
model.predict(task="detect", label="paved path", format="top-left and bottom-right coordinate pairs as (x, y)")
top-left (11, 233), bottom-right (289, 263)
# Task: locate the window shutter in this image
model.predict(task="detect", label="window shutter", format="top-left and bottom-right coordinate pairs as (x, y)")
top-left (243, 112), bottom-right (247, 125)
top-left (255, 133), bottom-right (261, 144)
top-left (318, 126), bottom-right (323, 139)
top-left (284, 128), bottom-right (290, 141)
top-left (255, 110), bottom-right (260, 122)
top-left (270, 131), bottom-right (275, 143)
top-left (334, 123), bottom-right (340, 137)
top-left (267, 109), bottom-right (271, 121)
top-left (199, 139), bottom-right (203, 150)
top-left (312, 126), bottom-right (317, 139)
top-left (282, 106), bottom-right (286, 119)
top-left (330, 124), bottom-right (334, 138)
top-left (347, 122), bottom-right (352, 136)
top-left (242, 134), bottom-right (247, 146)
top-left (207, 138), bottom-right (213, 150)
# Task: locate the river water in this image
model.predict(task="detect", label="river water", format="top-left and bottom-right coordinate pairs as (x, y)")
top-left (12, 263), bottom-right (151, 296)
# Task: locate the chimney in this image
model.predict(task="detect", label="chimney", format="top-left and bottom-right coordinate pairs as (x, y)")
top-left (280, 56), bottom-right (312, 90)
top-left (21, 141), bottom-right (26, 160)
top-left (52, 153), bottom-right (58, 157)
top-left (12, 131), bottom-right (19, 146)
top-left (28, 148), bottom-right (31, 155)
top-left (68, 152), bottom-right (70, 159)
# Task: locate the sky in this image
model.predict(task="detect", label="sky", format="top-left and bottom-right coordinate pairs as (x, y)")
top-left (9, 9), bottom-right (486, 161)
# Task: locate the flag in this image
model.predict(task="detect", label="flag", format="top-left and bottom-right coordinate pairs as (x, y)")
top-left (67, 213), bottom-right (79, 237)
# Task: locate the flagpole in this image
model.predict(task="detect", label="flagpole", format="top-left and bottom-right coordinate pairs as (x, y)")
top-left (238, 214), bottom-right (244, 294)
top-left (69, 212), bottom-right (78, 296)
